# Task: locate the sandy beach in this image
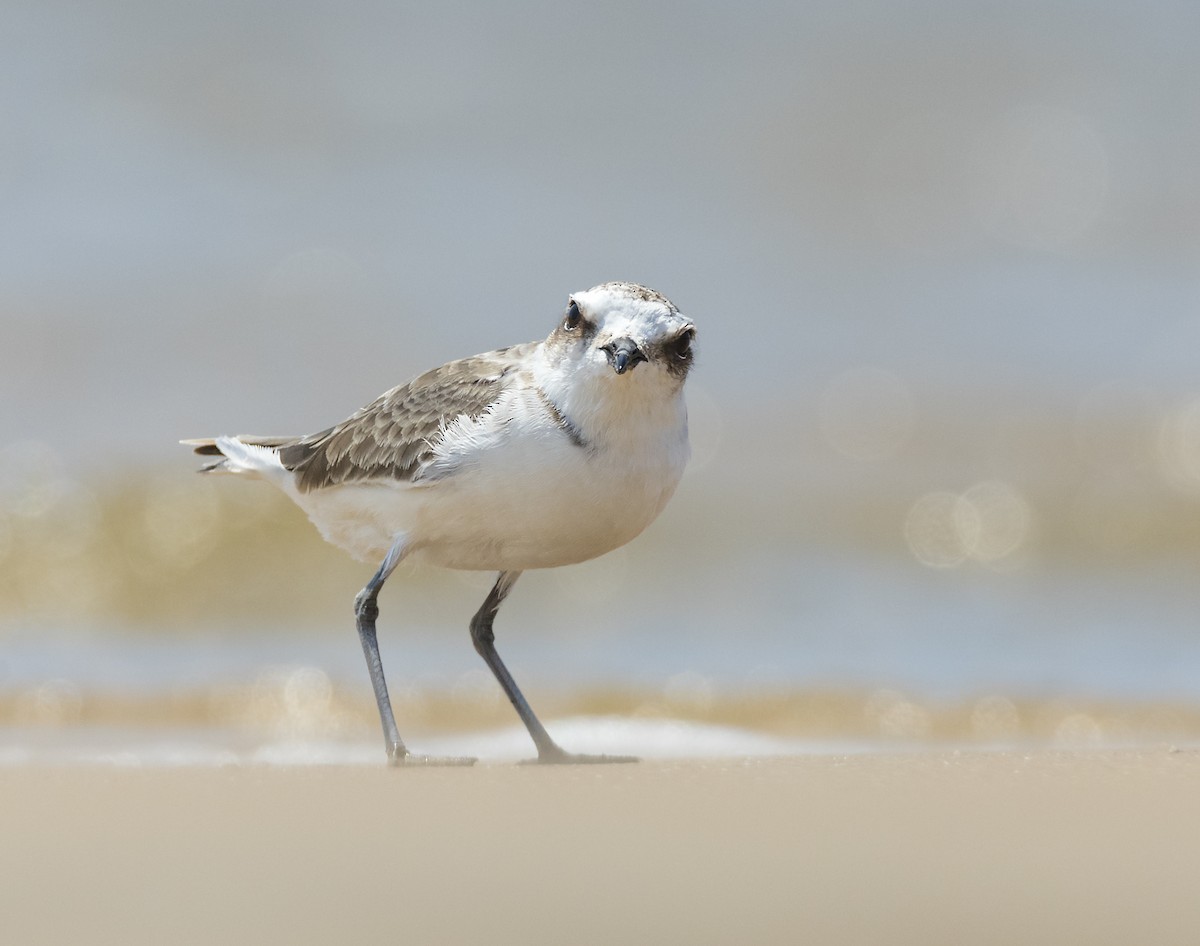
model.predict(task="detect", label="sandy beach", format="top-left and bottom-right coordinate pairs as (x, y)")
top-left (5, 750), bottom-right (1200, 946)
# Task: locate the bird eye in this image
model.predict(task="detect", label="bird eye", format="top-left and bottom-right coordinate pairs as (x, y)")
top-left (564, 300), bottom-right (582, 331)
top-left (673, 327), bottom-right (695, 359)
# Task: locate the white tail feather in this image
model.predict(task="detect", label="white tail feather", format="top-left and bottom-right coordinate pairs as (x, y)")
top-left (211, 436), bottom-right (290, 486)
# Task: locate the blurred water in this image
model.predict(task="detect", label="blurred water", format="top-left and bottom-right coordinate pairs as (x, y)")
top-left (4, 552), bottom-right (1200, 700)
top-left (3, 2), bottom-right (1200, 757)
top-left (4, 1), bottom-right (1200, 458)
top-left (0, 718), bottom-right (842, 767)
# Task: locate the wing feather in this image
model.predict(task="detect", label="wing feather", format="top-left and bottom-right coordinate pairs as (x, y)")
top-left (278, 342), bottom-right (538, 493)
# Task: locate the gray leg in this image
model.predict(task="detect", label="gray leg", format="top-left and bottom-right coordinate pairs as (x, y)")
top-left (354, 537), bottom-right (474, 766)
top-left (470, 571), bottom-right (637, 765)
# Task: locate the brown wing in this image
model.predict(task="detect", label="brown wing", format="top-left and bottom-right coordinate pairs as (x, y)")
top-left (278, 342), bottom-right (538, 493)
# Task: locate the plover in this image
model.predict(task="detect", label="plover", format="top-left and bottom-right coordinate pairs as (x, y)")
top-left (184, 282), bottom-right (696, 764)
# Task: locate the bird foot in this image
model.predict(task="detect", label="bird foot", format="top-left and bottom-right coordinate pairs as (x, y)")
top-left (388, 749), bottom-right (477, 767)
top-left (521, 747), bottom-right (639, 765)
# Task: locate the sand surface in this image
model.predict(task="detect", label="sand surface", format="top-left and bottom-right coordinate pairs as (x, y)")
top-left (4, 750), bottom-right (1200, 945)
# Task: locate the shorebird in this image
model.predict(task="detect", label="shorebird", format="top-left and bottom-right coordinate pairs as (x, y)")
top-left (184, 282), bottom-right (696, 764)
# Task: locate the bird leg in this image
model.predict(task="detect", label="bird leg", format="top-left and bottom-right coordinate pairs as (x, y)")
top-left (355, 537), bottom-right (475, 766)
top-left (470, 571), bottom-right (637, 765)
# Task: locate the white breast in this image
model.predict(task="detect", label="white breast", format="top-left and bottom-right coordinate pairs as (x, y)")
top-left (410, 384), bottom-right (689, 570)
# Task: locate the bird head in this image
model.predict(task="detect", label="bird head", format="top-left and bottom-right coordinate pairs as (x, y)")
top-left (543, 282), bottom-right (696, 390)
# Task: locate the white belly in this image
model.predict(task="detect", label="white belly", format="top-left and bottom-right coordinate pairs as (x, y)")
top-left (414, 443), bottom-right (683, 570)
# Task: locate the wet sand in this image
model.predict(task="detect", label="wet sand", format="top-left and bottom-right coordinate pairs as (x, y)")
top-left (4, 750), bottom-right (1200, 945)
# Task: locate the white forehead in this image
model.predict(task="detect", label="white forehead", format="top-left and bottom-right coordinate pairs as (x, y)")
top-left (572, 282), bottom-right (690, 339)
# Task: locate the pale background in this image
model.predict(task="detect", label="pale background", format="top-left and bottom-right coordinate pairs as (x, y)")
top-left (3, 1), bottom-right (1200, 747)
